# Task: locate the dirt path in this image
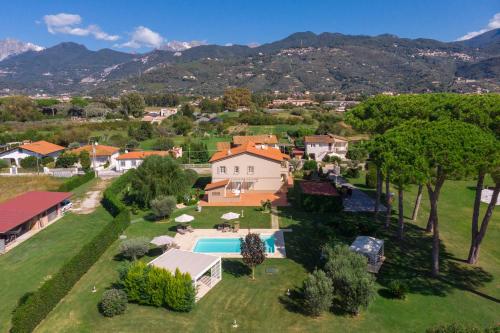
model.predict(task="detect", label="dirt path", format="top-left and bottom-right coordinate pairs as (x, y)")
top-left (71, 180), bottom-right (110, 214)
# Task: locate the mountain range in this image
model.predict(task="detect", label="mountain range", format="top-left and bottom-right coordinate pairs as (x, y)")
top-left (0, 30), bottom-right (499, 96)
top-left (0, 39), bottom-right (44, 61)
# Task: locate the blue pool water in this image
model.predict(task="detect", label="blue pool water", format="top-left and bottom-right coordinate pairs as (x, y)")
top-left (194, 236), bottom-right (275, 253)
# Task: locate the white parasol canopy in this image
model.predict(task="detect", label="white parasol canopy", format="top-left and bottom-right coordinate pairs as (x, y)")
top-left (221, 212), bottom-right (240, 220)
top-left (175, 214), bottom-right (195, 223)
top-left (150, 235), bottom-right (175, 246)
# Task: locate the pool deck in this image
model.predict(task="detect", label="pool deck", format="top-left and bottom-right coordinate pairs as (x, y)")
top-left (173, 228), bottom-right (287, 258)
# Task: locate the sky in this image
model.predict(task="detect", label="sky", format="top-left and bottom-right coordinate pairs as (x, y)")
top-left (1, 0), bottom-right (499, 52)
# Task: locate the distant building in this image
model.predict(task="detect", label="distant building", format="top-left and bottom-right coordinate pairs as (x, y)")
top-left (304, 134), bottom-right (349, 161)
top-left (232, 135), bottom-right (279, 149)
top-left (269, 98), bottom-right (317, 107)
top-left (116, 148), bottom-right (182, 172)
top-left (72, 144), bottom-right (120, 169)
top-left (0, 140), bottom-right (65, 166)
top-left (322, 100), bottom-right (360, 112)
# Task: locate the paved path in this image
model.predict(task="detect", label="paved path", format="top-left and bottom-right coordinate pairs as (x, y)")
top-left (270, 208), bottom-right (279, 228)
top-left (71, 180), bottom-right (109, 214)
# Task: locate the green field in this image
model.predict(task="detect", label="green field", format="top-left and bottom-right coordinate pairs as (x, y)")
top-left (34, 178), bottom-right (499, 332)
top-left (0, 208), bottom-right (113, 332)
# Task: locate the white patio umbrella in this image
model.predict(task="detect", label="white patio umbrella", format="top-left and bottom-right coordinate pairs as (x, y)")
top-left (221, 212), bottom-right (240, 221)
top-left (150, 235), bottom-right (175, 246)
top-left (175, 214), bottom-right (195, 223)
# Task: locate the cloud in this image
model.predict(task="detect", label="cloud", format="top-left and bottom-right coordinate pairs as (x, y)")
top-left (116, 26), bottom-right (164, 49)
top-left (457, 12), bottom-right (500, 41)
top-left (43, 13), bottom-right (119, 41)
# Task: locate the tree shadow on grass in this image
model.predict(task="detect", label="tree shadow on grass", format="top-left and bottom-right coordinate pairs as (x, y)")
top-left (278, 288), bottom-right (306, 315)
top-left (222, 260), bottom-right (251, 277)
top-left (279, 205), bottom-right (496, 303)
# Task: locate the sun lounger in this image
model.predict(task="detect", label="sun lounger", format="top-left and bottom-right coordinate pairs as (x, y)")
top-left (232, 222), bottom-right (240, 232)
top-left (177, 227), bottom-right (187, 235)
top-left (186, 225), bottom-right (194, 233)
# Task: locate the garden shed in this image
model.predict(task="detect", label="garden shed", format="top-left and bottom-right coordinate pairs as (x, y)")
top-left (149, 249), bottom-right (222, 300)
top-left (349, 236), bottom-right (385, 273)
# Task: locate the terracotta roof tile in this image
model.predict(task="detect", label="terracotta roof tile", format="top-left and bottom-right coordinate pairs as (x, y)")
top-left (72, 145), bottom-right (119, 157)
top-left (299, 181), bottom-right (339, 196)
top-left (304, 134), bottom-right (348, 144)
top-left (209, 142), bottom-right (287, 163)
top-left (19, 141), bottom-right (65, 155)
top-left (117, 151), bottom-right (169, 160)
top-left (205, 179), bottom-right (229, 190)
top-left (216, 142), bottom-right (231, 151)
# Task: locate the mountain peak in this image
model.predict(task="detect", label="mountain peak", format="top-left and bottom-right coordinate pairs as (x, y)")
top-left (0, 38), bottom-right (44, 61)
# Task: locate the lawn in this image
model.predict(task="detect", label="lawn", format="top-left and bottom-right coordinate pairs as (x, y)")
top-left (135, 205), bottom-right (272, 230)
top-left (0, 208), bottom-right (113, 332)
top-left (0, 175), bottom-right (65, 202)
top-left (36, 178), bottom-right (499, 332)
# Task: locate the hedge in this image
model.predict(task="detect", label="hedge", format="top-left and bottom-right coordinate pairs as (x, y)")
top-left (289, 181), bottom-right (343, 213)
top-left (10, 173), bottom-right (132, 333)
top-left (57, 172), bottom-right (95, 192)
top-left (102, 170), bottom-right (134, 217)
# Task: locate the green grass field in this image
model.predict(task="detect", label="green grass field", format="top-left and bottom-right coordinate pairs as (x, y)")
top-left (0, 208), bottom-right (113, 332)
top-left (34, 177), bottom-right (499, 332)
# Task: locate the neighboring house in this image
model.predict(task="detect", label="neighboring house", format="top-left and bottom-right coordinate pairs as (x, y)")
top-left (116, 148), bottom-right (182, 172)
top-left (204, 142), bottom-right (290, 203)
top-left (0, 140), bottom-right (65, 166)
top-left (0, 191), bottom-right (71, 253)
top-left (72, 144), bottom-right (120, 169)
top-left (269, 98), bottom-right (318, 107)
top-left (304, 134), bottom-right (349, 161)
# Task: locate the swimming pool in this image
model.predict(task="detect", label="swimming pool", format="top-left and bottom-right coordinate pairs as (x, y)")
top-left (193, 236), bottom-right (275, 254)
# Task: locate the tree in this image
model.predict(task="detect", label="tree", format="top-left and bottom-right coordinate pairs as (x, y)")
top-left (372, 124), bottom-right (427, 239)
top-left (223, 88), bottom-right (252, 111)
top-left (70, 96), bottom-right (90, 108)
top-left (119, 237), bottom-right (150, 261)
top-left (128, 122), bottom-right (153, 141)
top-left (154, 137), bottom-right (175, 151)
top-left (20, 156), bottom-right (38, 169)
top-left (129, 156), bottom-right (193, 207)
top-left (467, 165), bottom-right (500, 264)
top-left (55, 153), bottom-right (78, 168)
top-left (417, 121), bottom-right (496, 276)
top-left (240, 233), bottom-right (266, 280)
top-left (302, 269), bottom-right (334, 316)
top-left (180, 104), bottom-right (196, 119)
top-left (120, 92), bottom-right (145, 118)
top-left (303, 160), bottom-right (318, 171)
top-left (99, 289), bottom-right (128, 317)
top-left (323, 245), bottom-right (376, 315)
top-left (79, 151), bottom-right (91, 171)
top-left (172, 116), bottom-right (193, 135)
top-left (150, 196), bottom-right (177, 220)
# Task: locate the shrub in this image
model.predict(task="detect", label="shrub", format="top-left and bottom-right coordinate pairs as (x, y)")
top-left (344, 167), bottom-right (360, 178)
top-left (55, 152), bottom-right (78, 168)
top-left (79, 150), bottom-right (91, 171)
top-left (20, 156), bottom-right (38, 169)
top-left (303, 160), bottom-right (318, 171)
top-left (0, 158), bottom-right (10, 169)
top-left (119, 237), bottom-right (150, 261)
top-left (99, 289), bottom-right (128, 317)
top-left (387, 280), bottom-right (409, 299)
top-left (57, 172), bottom-right (95, 192)
top-left (41, 156), bottom-right (54, 166)
top-left (121, 262), bottom-right (195, 312)
top-left (291, 181), bottom-right (343, 213)
top-left (302, 269), bottom-right (334, 316)
top-left (324, 245), bottom-right (376, 315)
top-left (150, 195), bottom-right (177, 220)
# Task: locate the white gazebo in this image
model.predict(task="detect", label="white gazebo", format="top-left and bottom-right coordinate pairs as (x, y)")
top-left (349, 236), bottom-right (385, 273)
top-left (149, 249), bottom-right (222, 300)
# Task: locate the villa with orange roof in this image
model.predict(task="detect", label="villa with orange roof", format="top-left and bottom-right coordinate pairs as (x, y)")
top-left (72, 144), bottom-right (120, 169)
top-left (204, 142), bottom-right (291, 205)
top-left (116, 147), bottom-right (182, 172)
top-left (0, 140), bottom-right (65, 166)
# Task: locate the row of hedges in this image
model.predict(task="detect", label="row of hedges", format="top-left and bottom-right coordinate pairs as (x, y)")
top-left (57, 172), bottom-right (95, 192)
top-left (102, 170), bottom-right (134, 217)
top-left (120, 261), bottom-right (196, 312)
top-left (11, 175), bottom-right (132, 333)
